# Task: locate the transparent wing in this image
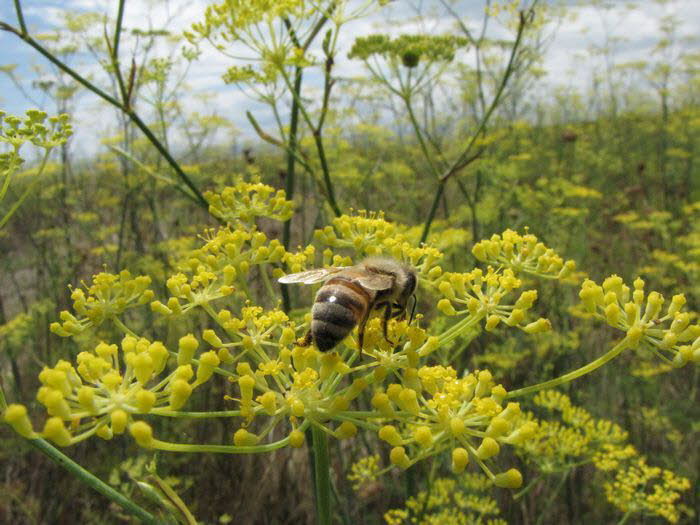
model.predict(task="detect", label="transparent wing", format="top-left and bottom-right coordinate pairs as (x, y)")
top-left (351, 271), bottom-right (394, 291)
top-left (278, 267), bottom-right (347, 285)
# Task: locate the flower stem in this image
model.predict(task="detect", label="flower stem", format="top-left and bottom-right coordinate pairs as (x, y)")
top-left (506, 337), bottom-right (631, 399)
top-left (311, 425), bottom-right (332, 525)
top-left (27, 437), bottom-right (159, 524)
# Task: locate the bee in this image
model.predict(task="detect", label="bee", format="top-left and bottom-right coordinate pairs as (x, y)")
top-left (278, 257), bottom-right (418, 352)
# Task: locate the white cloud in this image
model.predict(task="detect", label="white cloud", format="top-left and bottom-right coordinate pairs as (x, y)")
top-left (1, 0), bottom-right (699, 157)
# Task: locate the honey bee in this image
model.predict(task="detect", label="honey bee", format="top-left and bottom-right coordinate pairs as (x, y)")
top-left (278, 257), bottom-right (418, 351)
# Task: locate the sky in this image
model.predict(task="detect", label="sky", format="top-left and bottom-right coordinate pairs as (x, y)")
top-left (0, 0), bottom-right (699, 158)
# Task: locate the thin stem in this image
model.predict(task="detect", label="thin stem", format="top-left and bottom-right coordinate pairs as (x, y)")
top-left (109, 0), bottom-right (129, 106)
top-left (403, 92), bottom-right (443, 178)
top-left (280, 65), bottom-right (303, 313)
top-left (311, 425), bottom-right (332, 525)
top-left (506, 337), bottom-right (631, 399)
top-left (0, 148), bottom-right (51, 230)
top-left (617, 509), bottom-right (634, 525)
top-left (27, 438), bottom-right (159, 524)
top-left (420, 9), bottom-right (531, 242)
top-left (420, 182), bottom-right (444, 243)
top-left (149, 436), bottom-right (291, 454)
top-left (0, 21), bottom-right (209, 212)
top-left (12, 0), bottom-right (27, 35)
top-left (113, 0), bottom-right (126, 60)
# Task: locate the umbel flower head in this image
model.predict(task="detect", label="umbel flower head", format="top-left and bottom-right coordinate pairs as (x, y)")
top-left (579, 275), bottom-right (700, 368)
top-left (348, 34), bottom-right (470, 68)
top-left (6, 334), bottom-right (220, 447)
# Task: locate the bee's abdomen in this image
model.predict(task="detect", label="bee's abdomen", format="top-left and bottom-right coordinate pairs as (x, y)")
top-left (311, 281), bottom-right (369, 351)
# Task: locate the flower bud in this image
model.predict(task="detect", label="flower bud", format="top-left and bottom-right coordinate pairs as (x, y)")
top-left (289, 429), bottom-right (305, 448)
top-left (523, 318), bottom-right (551, 334)
top-left (494, 468), bottom-right (523, 489)
top-left (233, 428), bottom-right (258, 446)
top-left (78, 386), bottom-right (97, 413)
top-left (4, 404), bottom-right (36, 438)
top-left (379, 425), bottom-right (403, 446)
top-left (43, 417), bottom-right (72, 446)
top-left (135, 389), bottom-right (156, 413)
top-left (514, 290), bottom-right (538, 310)
top-left (290, 399), bottom-right (305, 417)
top-left (371, 392), bottom-right (394, 417)
top-left (110, 409), bottom-right (129, 434)
top-left (413, 426), bottom-right (432, 447)
top-left (257, 391), bottom-right (277, 415)
top-left (450, 417), bottom-right (465, 436)
top-left (476, 437), bottom-right (500, 459)
top-left (336, 421), bottom-right (358, 439)
top-left (148, 342), bottom-right (169, 375)
top-left (485, 315), bottom-right (501, 332)
top-left (390, 446), bottom-right (410, 469)
top-left (451, 447), bottom-right (469, 473)
top-left (44, 390), bottom-right (71, 420)
top-left (505, 309), bottom-right (525, 326)
top-left (130, 421), bottom-right (154, 448)
top-left (238, 375), bottom-right (256, 403)
top-left (169, 379), bottom-right (192, 410)
top-left (667, 294), bottom-right (686, 317)
top-left (202, 329), bottom-right (223, 347)
top-left (133, 352), bottom-right (154, 384)
top-left (397, 388), bottom-right (420, 415)
top-left (177, 334), bottom-right (199, 365)
top-left (196, 351), bottom-right (220, 384)
top-left (437, 298), bottom-right (457, 316)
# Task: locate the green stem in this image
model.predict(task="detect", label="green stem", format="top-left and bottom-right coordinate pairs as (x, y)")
top-left (113, 0), bottom-right (126, 60)
top-left (27, 438), bottom-right (159, 524)
top-left (420, 9), bottom-right (531, 242)
top-left (404, 92), bottom-right (442, 178)
top-left (506, 337), bottom-right (631, 399)
top-left (0, 148), bottom-right (51, 230)
top-left (420, 182), bottom-right (445, 243)
top-left (110, 0), bottom-right (129, 105)
top-left (0, 21), bottom-right (209, 212)
top-left (311, 425), bottom-right (332, 525)
top-left (12, 0), bottom-right (27, 35)
top-left (617, 509), bottom-right (634, 525)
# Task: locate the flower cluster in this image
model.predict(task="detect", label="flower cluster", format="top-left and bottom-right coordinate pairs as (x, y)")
top-left (348, 34), bottom-right (469, 68)
top-left (373, 366), bottom-right (532, 488)
top-left (579, 275), bottom-right (700, 367)
top-left (313, 211), bottom-right (443, 281)
top-left (384, 473), bottom-right (506, 525)
top-left (435, 267), bottom-right (552, 337)
top-left (1, 110), bottom-right (73, 151)
top-left (188, 0), bottom-right (312, 41)
top-left (50, 271), bottom-right (154, 336)
top-left (5, 334), bottom-right (220, 447)
top-left (516, 390), bottom-right (628, 473)
top-left (205, 179), bottom-right (294, 224)
top-left (602, 455), bottom-right (690, 523)
top-left (471, 229), bottom-right (577, 281)
top-left (347, 454), bottom-right (382, 491)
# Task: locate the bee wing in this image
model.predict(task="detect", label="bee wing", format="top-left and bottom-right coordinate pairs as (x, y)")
top-left (353, 272), bottom-right (394, 291)
top-left (278, 267), bottom-right (347, 285)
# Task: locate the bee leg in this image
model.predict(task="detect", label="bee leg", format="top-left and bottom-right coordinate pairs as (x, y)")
top-left (382, 302), bottom-right (396, 346)
top-left (297, 330), bottom-right (313, 347)
top-left (357, 307), bottom-right (372, 351)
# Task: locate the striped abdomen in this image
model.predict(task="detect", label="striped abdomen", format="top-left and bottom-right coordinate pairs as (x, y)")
top-left (311, 278), bottom-right (371, 351)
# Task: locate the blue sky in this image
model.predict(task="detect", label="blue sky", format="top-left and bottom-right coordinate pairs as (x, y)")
top-left (1, 0), bottom-right (698, 157)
